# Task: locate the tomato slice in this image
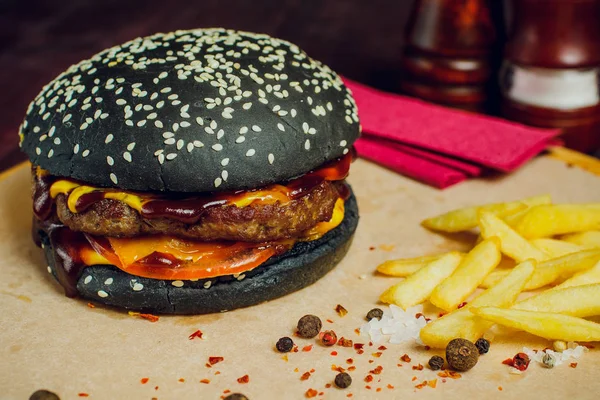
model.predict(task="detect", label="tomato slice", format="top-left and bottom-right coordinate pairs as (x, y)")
top-left (85, 234), bottom-right (281, 280)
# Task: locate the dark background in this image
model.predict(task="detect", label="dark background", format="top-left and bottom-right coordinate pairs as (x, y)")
top-left (2, 0), bottom-right (419, 170)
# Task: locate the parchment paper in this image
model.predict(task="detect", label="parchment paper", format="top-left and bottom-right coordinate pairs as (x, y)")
top-left (1, 156), bottom-right (599, 400)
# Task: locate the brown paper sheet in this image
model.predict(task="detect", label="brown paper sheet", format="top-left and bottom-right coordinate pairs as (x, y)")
top-left (1, 157), bottom-right (600, 400)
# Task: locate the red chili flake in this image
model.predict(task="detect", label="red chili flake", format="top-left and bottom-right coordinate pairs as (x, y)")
top-left (346, 394), bottom-right (353, 398)
top-left (215, 371), bottom-right (221, 375)
top-left (78, 394), bottom-right (89, 397)
top-left (428, 379), bottom-right (437, 388)
top-left (401, 354), bottom-right (411, 363)
top-left (335, 304), bottom-right (348, 317)
top-left (377, 345), bottom-right (387, 351)
top-left (310, 369), bottom-right (315, 373)
top-left (331, 365), bottom-right (346, 373)
top-left (415, 381), bottom-right (428, 389)
top-left (205, 363), bottom-right (212, 368)
top-left (365, 385), bottom-right (372, 390)
top-left (387, 384), bottom-right (394, 389)
top-left (326, 319), bottom-right (334, 323)
top-left (303, 345), bottom-right (313, 352)
top-left (139, 313), bottom-right (159, 322)
top-left (369, 341), bottom-right (373, 346)
top-left (438, 371), bottom-right (461, 379)
top-left (346, 358), bottom-right (354, 364)
top-left (348, 366), bottom-right (356, 371)
top-left (301, 372), bottom-right (311, 381)
top-left (512, 353), bottom-right (530, 371)
top-left (155, 386), bottom-right (159, 390)
top-left (237, 375), bottom-right (250, 384)
top-left (570, 362), bottom-right (578, 368)
top-left (457, 302), bottom-right (467, 309)
top-left (223, 390), bottom-right (231, 394)
top-left (412, 376), bottom-right (417, 382)
top-left (188, 330), bottom-right (203, 340)
top-left (368, 360), bottom-right (374, 364)
top-left (320, 330), bottom-right (338, 346)
top-left (438, 312), bottom-right (446, 318)
top-left (87, 303), bottom-right (95, 308)
top-left (357, 349), bottom-right (364, 355)
top-left (282, 355), bottom-right (289, 362)
top-left (365, 375), bottom-right (374, 383)
top-left (354, 343), bottom-right (364, 350)
top-left (325, 383), bottom-right (332, 388)
top-left (498, 386), bottom-right (503, 391)
top-left (354, 328), bottom-right (360, 335)
top-left (412, 364), bottom-right (424, 371)
top-left (294, 368), bottom-right (299, 373)
top-left (369, 246), bottom-right (376, 251)
top-left (372, 352), bottom-right (382, 358)
top-left (305, 388), bottom-right (318, 398)
top-left (318, 392), bottom-right (324, 396)
top-left (415, 313), bottom-right (425, 319)
top-left (178, 378), bottom-right (185, 383)
top-left (424, 346), bottom-right (431, 351)
top-left (338, 337), bottom-right (353, 347)
top-left (208, 356), bottom-right (224, 365)
top-left (293, 345), bottom-right (299, 353)
top-left (442, 379), bottom-right (447, 383)
top-left (200, 379), bottom-right (210, 384)
top-left (397, 364), bottom-right (403, 367)
top-left (502, 358), bottom-right (514, 366)
top-left (141, 378), bottom-right (149, 384)
top-left (331, 351), bottom-right (338, 356)
top-left (376, 388), bottom-right (382, 392)
top-left (370, 366), bottom-right (383, 375)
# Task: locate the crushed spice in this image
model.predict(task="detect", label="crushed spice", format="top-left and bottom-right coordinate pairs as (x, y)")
top-left (78, 394), bottom-right (89, 398)
top-left (326, 319), bottom-right (334, 324)
top-left (331, 351), bottom-right (338, 356)
top-left (415, 381), bottom-right (428, 389)
top-left (387, 384), bottom-right (394, 389)
top-left (428, 379), bottom-right (437, 388)
top-left (412, 364), bottom-right (424, 371)
top-left (457, 302), bottom-right (467, 309)
top-left (378, 346), bottom-right (387, 351)
top-left (320, 330), bottom-right (338, 346)
top-left (178, 378), bottom-right (185, 383)
top-left (87, 303), bottom-right (95, 308)
top-left (209, 356), bottom-right (224, 365)
top-left (372, 352), bottom-right (382, 358)
top-left (188, 330), bottom-right (203, 340)
top-left (200, 379), bottom-right (210, 384)
top-left (237, 375), bottom-right (250, 384)
top-left (401, 354), bottom-right (411, 363)
top-left (301, 372), bottom-right (311, 381)
top-left (305, 388), bottom-right (318, 398)
top-left (365, 375), bottom-right (374, 383)
top-left (338, 337), bottom-right (353, 347)
top-left (570, 362), bottom-right (578, 368)
top-left (346, 358), bottom-right (354, 364)
top-left (335, 304), bottom-right (348, 317)
top-left (348, 366), bottom-right (356, 371)
top-left (303, 345), bottom-right (313, 352)
top-left (438, 370), bottom-right (461, 379)
top-left (140, 378), bottom-right (149, 384)
top-left (370, 366), bottom-right (383, 375)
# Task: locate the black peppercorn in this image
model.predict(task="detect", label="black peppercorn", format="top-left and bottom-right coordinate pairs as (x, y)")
top-left (276, 337), bottom-right (294, 353)
top-left (29, 390), bottom-right (60, 400)
top-left (297, 314), bottom-right (322, 338)
top-left (366, 308), bottom-right (383, 321)
top-left (475, 338), bottom-right (490, 355)
top-left (334, 372), bottom-right (352, 388)
top-left (446, 338), bottom-right (479, 372)
top-left (224, 394), bottom-right (249, 400)
top-left (428, 355), bottom-right (445, 370)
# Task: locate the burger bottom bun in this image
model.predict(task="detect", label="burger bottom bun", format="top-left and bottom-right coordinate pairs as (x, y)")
top-left (41, 188), bottom-right (359, 314)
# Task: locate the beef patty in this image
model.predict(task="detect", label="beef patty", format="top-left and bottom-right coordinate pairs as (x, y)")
top-left (52, 180), bottom-right (342, 242)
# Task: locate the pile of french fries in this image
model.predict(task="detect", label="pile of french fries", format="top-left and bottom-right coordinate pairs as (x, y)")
top-left (377, 195), bottom-right (600, 349)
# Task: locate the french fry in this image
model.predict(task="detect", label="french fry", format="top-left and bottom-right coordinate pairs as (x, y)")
top-left (515, 204), bottom-right (600, 239)
top-left (478, 211), bottom-right (548, 262)
top-left (561, 230), bottom-right (600, 249)
top-left (503, 194), bottom-right (553, 227)
top-left (379, 252), bottom-right (463, 309)
top-left (480, 249), bottom-right (600, 290)
top-left (531, 238), bottom-right (583, 258)
top-left (420, 260), bottom-right (534, 348)
top-left (471, 307), bottom-right (600, 341)
top-left (554, 260), bottom-right (600, 290)
top-left (429, 238), bottom-right (501, 311)
top-left (377, 254), bottom-right (444, 277)
top-left (514, 283), bottom-right (600, 317)
top-left (422, 195), bottom-right (551, 233)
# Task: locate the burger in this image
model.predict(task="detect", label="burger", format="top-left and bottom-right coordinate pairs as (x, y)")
top-left (19, 28), bottom-right (360, 314)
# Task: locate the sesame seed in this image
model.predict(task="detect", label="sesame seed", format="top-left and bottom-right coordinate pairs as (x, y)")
top-left (343, 148), bottom-right (349, 155)
top-left (193, 140), bottom-right (204, 148)
top-left (304, 139), bottom-right (310, 150)
top-left (204, 281), bottom-right (212, 289)
top-left (132, 283), bottom-right (144, 291)
top-left (82, 149), bottom-right (90, 157)
top-left (345, 115), bottom-right (353, 124)
top-left (235, 136), bottom-right (246, 143)
top-left (104, 278), bottom-right (114, 285)
top-left (187, 143), bottom-right (194, 152)
top-left (48, 126), bottom-right (56, 136)
top-left (171, 280), bottom-right (184, 287)
top-left (177, 139), bottom-right (184, 150)
top-left (268, 153), bottom-right (274, 164)
top-left (166, 153), bottom-right (177, 160)
top-left (35, 147), bottom-right (41, 155)
top-left (84, 276), bottom-right (92, 284)
top-left (110, 173), bottom-right (118, 184)
top-left (246, 149), bottom-right (256, 157)
top-left (116, 99), bottom-right (126, 105)
top-left (196, 117), bottom-right (204, 125)
top-left (53, 138), bottom-right (61, 145)
top-left (221, 170), bottom-right (228, 181)
top-left (107, 156), bottom-right (114, 166)
top-left (127, 142), bottom-right (136, 151)
top-left (47, 149), bottom-right (54, 158)
top-left (137, 120), bottom-right (147, 127)
top-left (239, 126), bottom-right (248, 134)
top-left (252, 125), bottom-right (261, 132)
top-left (340, 140), bottom-right (347, 147)
top-left (98, 290), bottom-right (109, 298)
top-left (277, 123), bottom-right (285, 132)
top-left (243, 102), bottom-right (252, 110)
top-left (221, 158), bottom-right (230, 166)
top-left (123, 152), bottom-right (132, 162)
top-left (214, 177), bottom-right (222, 188)
top-left (212, 144), bottom-right (223, 151)
top-left (180, 121), bottom-right (191, 128)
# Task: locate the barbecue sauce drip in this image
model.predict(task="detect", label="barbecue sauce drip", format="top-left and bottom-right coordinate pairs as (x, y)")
top-left (32, 171), bottom-right (57, 221)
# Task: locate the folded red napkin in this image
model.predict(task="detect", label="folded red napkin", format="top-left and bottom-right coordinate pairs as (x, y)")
top-left (343, 77), bottom-right (561, 188)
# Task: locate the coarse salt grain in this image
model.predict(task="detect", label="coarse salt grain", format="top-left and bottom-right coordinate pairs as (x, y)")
top-left (359, 304), bottom-right (428, 345)
top-left (522, 344), bottom-right (588, 368)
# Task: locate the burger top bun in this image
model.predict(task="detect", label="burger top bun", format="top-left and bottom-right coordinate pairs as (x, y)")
top-left (19, 28), bottom-right (360, 192)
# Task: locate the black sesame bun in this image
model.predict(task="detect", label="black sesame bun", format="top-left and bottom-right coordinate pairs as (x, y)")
top-left (21, 28), bottom-right (360, 314)
top-left (19, 28), bottom-right (360, 192)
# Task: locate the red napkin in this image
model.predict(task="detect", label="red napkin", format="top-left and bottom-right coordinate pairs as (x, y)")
top-left (343, 77), bottom-right (561, 188)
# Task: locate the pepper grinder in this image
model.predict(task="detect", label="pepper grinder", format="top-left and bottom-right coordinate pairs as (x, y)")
top-left (399, 0), bottom-right (497, 112)
top-left (500, 0), bottom-right (600, 153)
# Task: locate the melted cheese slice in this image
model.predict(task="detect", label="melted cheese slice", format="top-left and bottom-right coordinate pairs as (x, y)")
top-left (80, 199), bottom-right (345, 280)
